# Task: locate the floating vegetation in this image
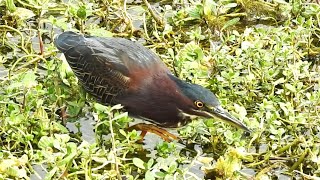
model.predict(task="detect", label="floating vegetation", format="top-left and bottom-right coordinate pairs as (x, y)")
top-left (0, 0), bottom-right (320, 179)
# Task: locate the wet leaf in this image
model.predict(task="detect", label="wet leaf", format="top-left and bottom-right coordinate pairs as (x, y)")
top-left (112, 112), bottom-right (128, 121)
top-left (22, 71), bottom-right (37, 88)
top-left (38, 136), bottom-right (54, 149)
top-left (147, 158), bottom-right (154, 169)
top-left (285, 83), bottom-right (296, 93)
top-left (14, 7), bottom-right (35, 20)
top-left (145, 170), bottom-right (155, 180)
top-left (203, 0), bottom-right (216, 17)
top-left (221, 17), bottom-right (240, 31)
top-left (133, 158), bottom-right (145, 169)
top-left (44, 167), bottom-right (58, 180)
top-left (86, 28), bottom-right (113, 37)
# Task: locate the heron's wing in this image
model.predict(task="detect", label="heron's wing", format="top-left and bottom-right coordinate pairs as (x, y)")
top-left (54, 31), bottom-right (168, 104)
top-left (92, 35), bottom-right (166, 72)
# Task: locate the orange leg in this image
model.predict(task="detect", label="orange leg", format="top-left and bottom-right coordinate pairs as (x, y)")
top-left (127, 123), bottom-right (180, 142)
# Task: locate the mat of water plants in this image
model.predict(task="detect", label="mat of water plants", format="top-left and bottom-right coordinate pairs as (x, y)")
top-left (0, 0), bottom-right (320, 179)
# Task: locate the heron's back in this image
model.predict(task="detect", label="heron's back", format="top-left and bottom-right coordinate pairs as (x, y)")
top-left (54, 31), bottom-right (129, 104)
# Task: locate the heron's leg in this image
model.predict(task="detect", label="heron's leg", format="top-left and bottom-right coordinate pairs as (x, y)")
top-left (127, 123), bottom-right (180, 142)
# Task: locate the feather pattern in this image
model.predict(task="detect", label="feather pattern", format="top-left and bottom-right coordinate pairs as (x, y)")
top-left (54, 31), bottom-right (168, 105)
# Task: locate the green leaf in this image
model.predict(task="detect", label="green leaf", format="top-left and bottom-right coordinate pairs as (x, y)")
top-left (6, 167), bottom-right (19, 177)
top-left (145, 170), bottom-right (155, 180)
top-left (119, 129), bottom-right (127, 136)
top-left (234, 104), bottom-right (247, 119)
top-left (110, 104), bottom-right (123, 111)
top-left (221, 17), bottom-right (240, 31)
top-left (203, 0), bottom-right (216, 17)
top-left (273, 78), bottom-right (285, 85)
top-left (155, 171), bottom-right (166, 178)
top-left (44, 167), bottom-right (58, 180)
top-left (86, 28), bottom-right (113, 38)
top-left (67, 142), bottom-right (78, 154)
top-left (94, 103), bottom-right (107, 112)
top-left (77, 5), bottom-right (87, 19)
top-left (14, 7), bottom-right (35, 20)
top-left (22, 71), bottom-right (37, 88)
top-left (167, 161), bottom-right (178, 173)
top-left (187, 5), bottom-right (203, 19)
top-left (112, 112), bottom-right (128, 121)
top-left (54, 134), bottom-right (71, 144)
top-left (147, 158), bottom-right (154, 169)
top-left (58, 143), bottom-right (77, 166)
top-left (5, 0), bottom-right (16, 12)
top-left (52, 122), bottom-right (69, 133)
top-left (38, 136), bottom-right (54, 149)
top-left (224, 3), bottom-right (238, 9)
top-left (133, 158), bottom-right (145, 169)
top-left (285, 83), bottom-right (296, 93)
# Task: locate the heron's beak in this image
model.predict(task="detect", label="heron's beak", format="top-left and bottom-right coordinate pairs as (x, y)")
top-left (206, 106), bottom-right (251, 132)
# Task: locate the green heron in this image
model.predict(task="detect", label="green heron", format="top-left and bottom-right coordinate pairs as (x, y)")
top-left (54, 31), bottom-right (251, 141)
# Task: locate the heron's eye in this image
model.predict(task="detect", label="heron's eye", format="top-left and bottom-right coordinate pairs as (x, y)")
top-left (195, 100), bottom-right (204, 108)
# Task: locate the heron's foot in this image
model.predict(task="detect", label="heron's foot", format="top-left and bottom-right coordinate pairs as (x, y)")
top-left (127, 123), bottom-right (180, 142)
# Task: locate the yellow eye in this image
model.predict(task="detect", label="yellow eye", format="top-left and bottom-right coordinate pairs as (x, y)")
top-left (195, 100), bottom-right (204, 108)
